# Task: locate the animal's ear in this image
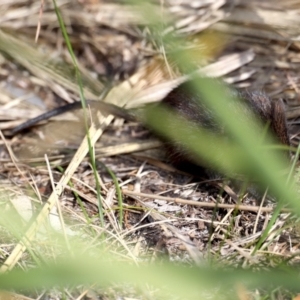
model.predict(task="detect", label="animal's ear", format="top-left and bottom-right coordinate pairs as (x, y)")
top-left (271, 99), bottom-right (290, 147)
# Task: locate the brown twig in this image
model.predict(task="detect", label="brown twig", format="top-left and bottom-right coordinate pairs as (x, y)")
top-left (122, 189), bottom-right (291, 213)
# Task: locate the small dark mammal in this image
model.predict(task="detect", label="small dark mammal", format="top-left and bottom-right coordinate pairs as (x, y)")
top-left (159, 80), bottom-right (290, 174)
top-left (9, 78), bottom-right (290, 180)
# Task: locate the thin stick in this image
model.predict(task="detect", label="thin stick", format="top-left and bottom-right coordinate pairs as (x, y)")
top-left (122, 189), bottom-right (290, 213)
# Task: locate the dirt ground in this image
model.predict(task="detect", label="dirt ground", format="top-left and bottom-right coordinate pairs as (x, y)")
top-left (1, 0), bottom-right (300, 298)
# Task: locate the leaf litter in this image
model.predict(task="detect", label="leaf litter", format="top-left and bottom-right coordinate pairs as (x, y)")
top-left (1, 0), bottom-right (300, 298)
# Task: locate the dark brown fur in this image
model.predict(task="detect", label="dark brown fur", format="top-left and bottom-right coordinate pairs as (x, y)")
top-left (160, 80), bottom-right (290, 174)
